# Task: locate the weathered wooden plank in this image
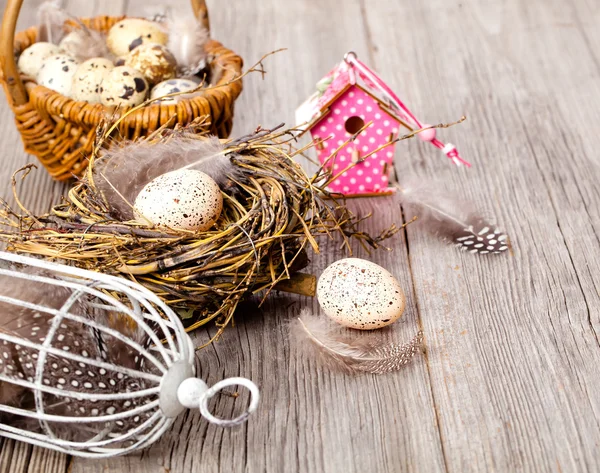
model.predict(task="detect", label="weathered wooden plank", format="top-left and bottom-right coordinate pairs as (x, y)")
top-left (0, 0), bottom-right (68, 215)
top-left (0, 1), bottom-right (106, 472)
top-left (2, 0), bottom-right (600, 472)
top-left (363, 0), bottom-right (600, 471)
top-left (0, 0), bottom-right (90, 468)
top-left (69, 0), bottom-right (445, 472)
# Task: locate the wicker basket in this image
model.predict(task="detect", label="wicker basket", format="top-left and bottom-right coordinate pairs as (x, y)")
top-left (0, 0), bottom-right (243, 181)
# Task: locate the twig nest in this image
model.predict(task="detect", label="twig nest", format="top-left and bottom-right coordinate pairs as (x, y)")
top-left (317, 258), bottom-right (406, 330)
top-left (133, 169), bottom-right (223, 232)
top-left (100, 66), bottom-right (148, 107)
top-left (37, 54), bottom-right (79, 96)
top-left (17, 42), bottom-right (62, 78)
top-left (150, 78), bottom-right (198, 104)
top-left (71, 58), bottom-right (114, 103)
top-left (124, 43), bottom-right (177, 86)
top-left (107, 19), bottom-right (168, 57)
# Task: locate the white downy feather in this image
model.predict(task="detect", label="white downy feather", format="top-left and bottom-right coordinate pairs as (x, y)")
top-left (37, 1), bottom-right (110, 60)
top-left (94, 135), bottom-right (240, 220)
top-left (165, 15), bottom-right (210, 76)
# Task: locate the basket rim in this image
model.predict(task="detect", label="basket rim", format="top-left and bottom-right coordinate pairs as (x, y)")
top-left (10, 16), bottom-right (244, 130)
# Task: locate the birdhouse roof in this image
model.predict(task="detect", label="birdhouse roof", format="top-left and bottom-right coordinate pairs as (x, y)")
top-left (295, 52), bottom-right (470, 167)
top-left (295, 60), bottom-right (406, 131)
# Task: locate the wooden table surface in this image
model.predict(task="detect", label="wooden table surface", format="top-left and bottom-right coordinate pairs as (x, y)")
top-left (1, 0), bottom-right (599, 472)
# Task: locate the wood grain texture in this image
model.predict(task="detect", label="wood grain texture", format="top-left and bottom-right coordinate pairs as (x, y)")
top-left (0, 0), bottom-right (599, 472)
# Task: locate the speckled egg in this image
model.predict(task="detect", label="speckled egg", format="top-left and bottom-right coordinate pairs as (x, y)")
top-left (317, 258), bottom-right (406, 330)
top-left (124, 43), bottom-right (177, 86)
top-left (37, 54), bottom-right (79, 97)
top-left (133, 170), bottom-right (223, 232)
top-left (106, 19), bottom-right (168, 57)
top-left (150, 78), bottom-right (198, 103)
top-left (17, 42), bottom-right (62, 78)
top-left (100, 66), bottom-right (148, 107)
top-left (71, 58), bottom-right (114, 103)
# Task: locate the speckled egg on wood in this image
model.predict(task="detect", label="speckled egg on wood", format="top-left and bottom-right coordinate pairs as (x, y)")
top-left (124, 43), bottom-right (177, 86)
top-left (317, 258), bottom-right (406, 330)
top-left (71, 58), bottom-right (114, 103)
top-left (17, 42), bottom-right (62, 78)
top-left (106, 19), bottom-right (168, 57)
top-left (37, 54), bottom-right (79, 97)
top-left (133, 169), bottom-right (223, 232)
top-left (100, 66), bottom-right (148, 107)
top-left (150, 78), bottom-right (198, 104)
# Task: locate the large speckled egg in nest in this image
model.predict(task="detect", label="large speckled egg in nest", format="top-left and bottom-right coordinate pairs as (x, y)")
top-left (124, 43), bottom-right (177, 86)
top-left (106, 18), bottom-right (168, 57)
top-left (317, 258), bottom-right (406, 330)
top-left (100, 66), bottom-right (148, 107)
top-left (133, 169), bottom-right (223, 232)
top-left (71, 58), bottom-right (114, 103)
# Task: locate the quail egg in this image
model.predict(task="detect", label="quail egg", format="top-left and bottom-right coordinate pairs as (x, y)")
top-left (37, 54), bottom-right (79, 97)
top-left (17, 42), bottom-right (62, 78)
top-left (106, 19), bottom-right (168, 57)
top-left (71, 58), bottom-right (114, 103)
top-left (317, 258), bottom-right (406, 330)
top-left (150, 78), bottom-right (199, 104)
top-left (133, 169), bottom-right (223, 232)
top-left (124, 43), bottom-right (177, 86)
top-left (100, 66), bottom-right (148, 107)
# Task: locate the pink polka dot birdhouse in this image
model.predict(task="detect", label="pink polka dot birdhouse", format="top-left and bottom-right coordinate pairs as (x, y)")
top-left (296, 52), bottom-right (470, 196)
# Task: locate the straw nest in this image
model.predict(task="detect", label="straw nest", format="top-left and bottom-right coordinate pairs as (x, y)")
top-left (0, 119), bottom-right (400, 344)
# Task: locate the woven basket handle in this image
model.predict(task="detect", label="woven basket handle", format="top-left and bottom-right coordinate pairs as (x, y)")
top-left (0, 0), bottom-right (211, 107)
top-left (191, 0), bottom-right (210, 32)
top-left (0, 0), bottom-right (26, 106)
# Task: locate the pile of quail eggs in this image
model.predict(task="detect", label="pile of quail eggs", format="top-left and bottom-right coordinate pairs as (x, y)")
top-left (18, 18), bottom-right (203, 107)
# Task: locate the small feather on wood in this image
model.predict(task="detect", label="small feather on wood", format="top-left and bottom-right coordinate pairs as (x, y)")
top-left (93, 134), bottom-right (241, 220)
top-left (294, 309), bottom-right (423, 374)
top-left (396, 179), bottom-right (510, 254)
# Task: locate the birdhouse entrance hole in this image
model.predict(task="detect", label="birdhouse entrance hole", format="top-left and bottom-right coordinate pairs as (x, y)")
top-left (344, 116), bottom-right (365, 134)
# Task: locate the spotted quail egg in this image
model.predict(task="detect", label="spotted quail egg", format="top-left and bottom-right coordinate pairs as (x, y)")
top-left (133, 169), bottom-right (223, 232)
top-left (150, 78), bottom-right (198, 104)
top-left (71, 58), bottom-right (114, 103)
top-left (18, 42), bottom-right (63, 79)
top-left (37, 54), bottom-right (79, 97)
top-left (99, 66), bottom-right (148, 107)
top-left (124, 43), bottom-right (177, 86)
top-left (106, 19), bottom-right (168, 57)
top-left (317, 258), bottom-right (406, 330)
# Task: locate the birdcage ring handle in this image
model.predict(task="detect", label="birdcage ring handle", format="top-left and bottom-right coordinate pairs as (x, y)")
top-left (198, 377), bottom-right (260, 427)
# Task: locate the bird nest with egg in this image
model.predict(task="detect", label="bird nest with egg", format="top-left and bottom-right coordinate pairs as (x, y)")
top-left (0, 117), bottom-right (402, 345)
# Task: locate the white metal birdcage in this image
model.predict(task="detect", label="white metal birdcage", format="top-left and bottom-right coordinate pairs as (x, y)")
top-left (0, 251), bottom-right (259, 458)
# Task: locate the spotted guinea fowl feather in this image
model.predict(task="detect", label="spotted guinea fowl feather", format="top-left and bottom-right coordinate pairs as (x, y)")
top-left (294, 310), bottom-right (423, 374)
top-left (0, 268), bottom-right (152, 437)
top-left (395, 180), bottom-right (510, 254)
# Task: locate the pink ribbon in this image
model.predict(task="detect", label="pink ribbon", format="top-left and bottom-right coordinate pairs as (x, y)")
top-left (344, 53), bottom-right (471, 167)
